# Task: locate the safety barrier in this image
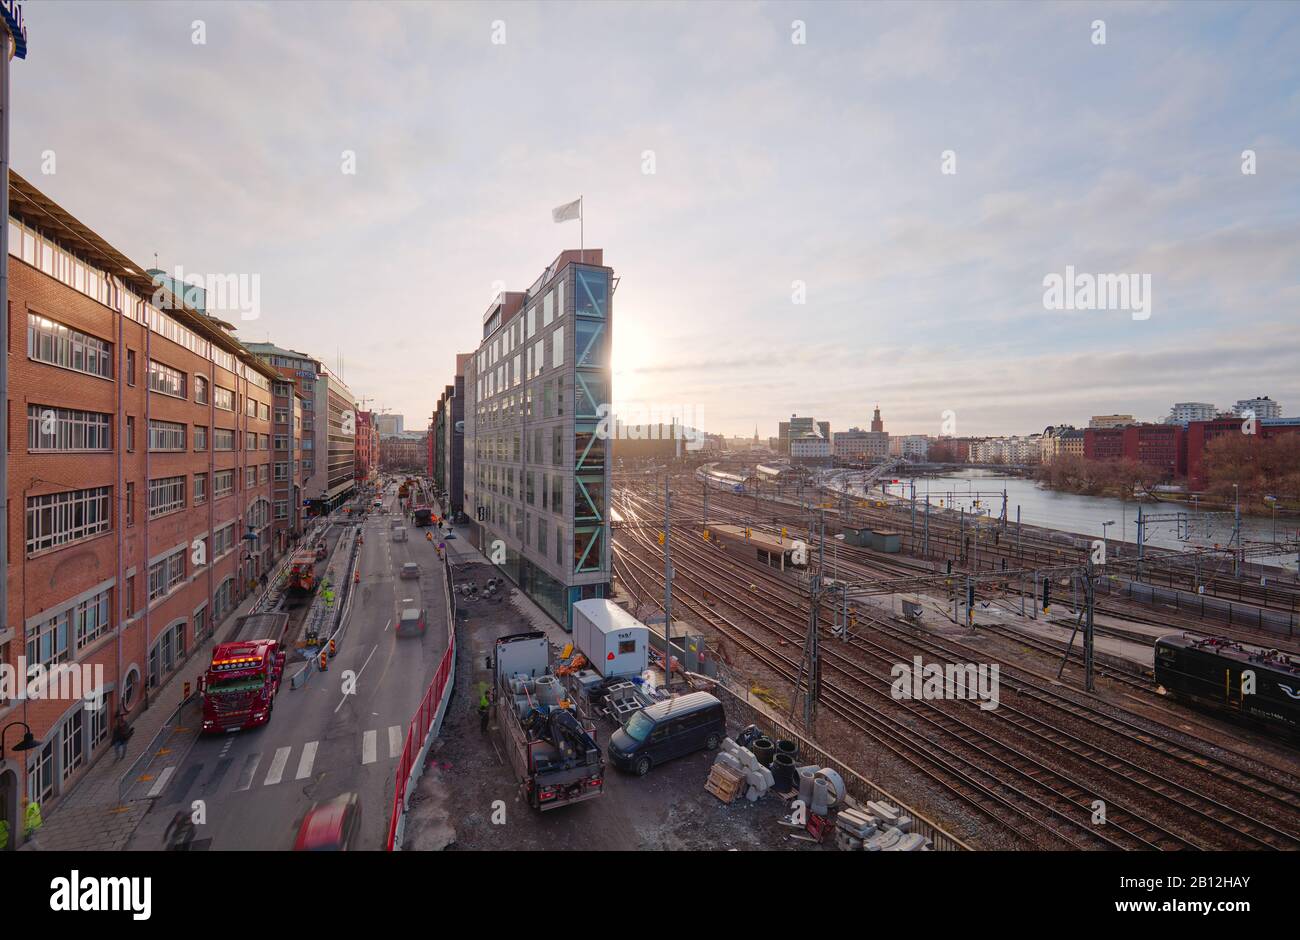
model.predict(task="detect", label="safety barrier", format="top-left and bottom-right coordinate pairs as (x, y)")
top-left (386, 552), bottom-right (458, 850)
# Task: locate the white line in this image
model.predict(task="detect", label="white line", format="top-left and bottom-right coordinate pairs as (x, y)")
top-left (335, 643), bottom-right (379, 714)
top-left (146, 766), bottom-right (175, 798)
top-left (361, 729), bottom-right (377, 765)
top-left (296, 741), bottom-right (318, 780)
top-left (388, 725), bottom-right (402, 758)
top-left (263, 746), bottom-right (291, 786)
top-left (383, 618), bottom-right (392, 633)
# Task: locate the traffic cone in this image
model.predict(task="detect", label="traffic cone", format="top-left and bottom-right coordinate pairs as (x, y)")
top-left (329, 639), bottom-right (337, 658)
top-left (319, 651), bottom-right (328, 671)
top-left (354, 571), bottom-right (360, 584)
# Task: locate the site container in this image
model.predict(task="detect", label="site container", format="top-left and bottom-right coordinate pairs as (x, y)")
top-left (572, 599), bottom-right (649, 678)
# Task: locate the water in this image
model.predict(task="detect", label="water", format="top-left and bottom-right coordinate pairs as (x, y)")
top-left (873, 469), bottom-right (1298, 571)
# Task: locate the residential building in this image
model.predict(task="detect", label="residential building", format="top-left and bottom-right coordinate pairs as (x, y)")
top-left (889, 434), bottom-right (930, 461)
top-left (354, 409), bottom-right (378, 480)
top-left (1234, 397), bottom-right (1281, 420)
top-left (789, 432), bottom-right (832, 465)
top-left (1167, 402), bottom-right (1217, 425)
top-left (1088, 414), bottom-right (1135, 429)
top-left (778, 416), bottom-right (830, 455)
top-left (3, 172), bottom-right (277, 833)
top-left (463, 249), bottom-right (613, 629)
top-left (380, 432), bottom-right (426, 471)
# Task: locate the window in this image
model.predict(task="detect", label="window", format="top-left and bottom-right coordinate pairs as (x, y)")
top-left (552, 325), bottom-right (564, 368)
top-left (27, 405), bottom-right (112, 451)
top-left (213, 428), bottom-right (235, 450)
top-left (246, 466), bottom-right (257, 488)
top-left (213, 386), bottom-right (234, 411)
top-left (26, 486), bottom-right (112, 554)
top-left (246, 432), bottom-right (256, 451)
top-left (194, 472), bottom-right (207, 505)
top-left (126, 349), bottom-right (137, 386)
top-left (148, 548), bottom-right (186, 602)
top-left (194, 605), bottom-right (207, 641)
top-left (275, 409), bottom-right (288, 425)
top-left (148, 419), bottom-right (186, 451)
top-left (259, 464), bottom-right (270, 484)
top-left (148, 359), bottom-right (186, 398)
top-left (27, 313), bottom-right (112, 378)
top-left (74, 587), bottom-right (112, 648)
top-left (194, 425), bottom-right (208, 450)
top-left (274, 461), bottom-right (288, 481)
top-left (259, 433), bottom-right (269, 450)
top-left (125, 575), bottom-right (135, 615)
top-left (148, 476), bottom-right (186, 517)
top-left (90, 699), bottom-right (110, 750)
top-left (259, 402), bottom-right (270, 421)
top-left (27, 609), bottom-right (70, 668)
top-left (27, 738), bottom-right (55, 806)
top-left (533, 341), bottom-right (544, 377)
top-left (544, 289), bottom-right (554, 326)
top-left (213, 469), bottom-right (234, 498)
top-left (274, 434), bottom-right (289, 450)
top-left (126, 415), bottom-right (136, 452)
top-left (246, 397), bottom-right (258, 419)
top-left (194, 375), bottom-right (208, 405)
top-left (213, 523), bottom-right (235, 558)
top-left (274, 499), bottom-right (288, 519)
top-left (527, 307), bottom-right (536, 338)
top-left (126, 482), bottom-right (135, 526)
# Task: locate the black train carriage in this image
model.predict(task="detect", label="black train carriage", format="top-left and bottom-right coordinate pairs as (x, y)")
top-left (1154, 633), bottom-right (1300, 737)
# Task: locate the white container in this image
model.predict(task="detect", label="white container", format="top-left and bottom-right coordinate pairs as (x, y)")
top-left (571, 599), bottom-right (649, 678)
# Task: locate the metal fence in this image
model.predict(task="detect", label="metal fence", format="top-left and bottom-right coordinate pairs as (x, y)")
top-left (709, 680), bottom-right (971, 851)
top-left (386, 553), bottom-right (458, 850)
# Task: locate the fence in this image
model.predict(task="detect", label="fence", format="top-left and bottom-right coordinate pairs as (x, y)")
top-left (386, 553), bottom-right (458, 850)
top-left (709, 679), bottom-right (971, 851)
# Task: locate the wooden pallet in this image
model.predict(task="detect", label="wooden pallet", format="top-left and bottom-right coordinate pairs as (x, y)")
top-left (705, 764), bottom-right (746, 803)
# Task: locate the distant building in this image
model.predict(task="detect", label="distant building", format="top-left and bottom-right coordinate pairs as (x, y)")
top-left (1234, 397), bottom-right (1281, 420)
top-left (1089, 414), bottom-right (1135, 429)
top-left (377, 413), bottom-right (405, 437)
top-left (790, 433), bottom-right (832, 465)
top-left (380, 432), bottom-right (427, 471)
top-left (1167, 402), bottom-right (1217, 425)
top-left (778, 416), bottom-right (829, 455)
top-left (870, 405), bottom-right (884, 434)
top-left (889, 434), bottom-right (930, 461)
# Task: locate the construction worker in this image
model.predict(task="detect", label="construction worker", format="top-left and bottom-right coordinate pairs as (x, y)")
top-left (478, 684), bottom-right (491, 733)
top-left (426, 531), bottom-right (433, 542)
top-left (23, 798), bottom-right (42, 841)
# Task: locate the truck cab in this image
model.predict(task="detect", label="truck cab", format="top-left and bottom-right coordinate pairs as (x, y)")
top-left (199, 640), bottom-right (287, 733)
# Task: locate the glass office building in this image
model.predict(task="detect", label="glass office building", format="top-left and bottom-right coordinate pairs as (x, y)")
top-left (462, 250), bottom-right (613, 629)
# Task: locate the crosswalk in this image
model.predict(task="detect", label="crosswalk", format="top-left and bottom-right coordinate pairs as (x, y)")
top-left (147, 726), bottom-right (404, 803)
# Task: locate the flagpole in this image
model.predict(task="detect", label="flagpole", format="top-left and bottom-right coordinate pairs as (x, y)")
top-left (580, 194), bottom-right (584, 263)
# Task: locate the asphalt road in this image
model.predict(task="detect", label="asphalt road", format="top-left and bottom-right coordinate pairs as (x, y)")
top-left (128, 482), bottom-right (450, 851)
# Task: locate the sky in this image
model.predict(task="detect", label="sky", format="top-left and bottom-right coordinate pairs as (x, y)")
top-left (12, 0), bottom-right (1300, 438)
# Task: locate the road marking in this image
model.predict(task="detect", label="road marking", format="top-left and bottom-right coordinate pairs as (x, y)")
top-left (146, 766), bottom-right (175, 798)
top-left (362, 729), bottom-right (377, 765)
top-left (335, 643), bottom-right (379, 714)
top-left (388, 725), bottom-right (402, 758)
top-left (264, 746), bottom-right (291, 786)
top-left (235, 752), bottom-right (261, 791)
top-left (296, 741), bottom-right (318, 780)
top-left (383, 618), bottom-right (391, 633)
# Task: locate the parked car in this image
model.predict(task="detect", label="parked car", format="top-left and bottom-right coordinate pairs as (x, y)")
top-left (608, 692), bottom-right (726, 777)
top-left (396, 606), bottom-right (426, 637)
top-left (400, 562), bottom-right (420, 579)
top-left (293, 792), bottom-right (361, 851)
top-left (392, 527), bottom-right (408, 542)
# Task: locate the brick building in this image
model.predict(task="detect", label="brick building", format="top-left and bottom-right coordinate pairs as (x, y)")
top-left (1083, 426), bottom-right (1126, 461)
top-left (2, 172), bottom-right (277, 836)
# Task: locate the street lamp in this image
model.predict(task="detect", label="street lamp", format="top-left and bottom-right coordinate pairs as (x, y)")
top-left (1265, 495), bottom-right (1278, 545)
top-left (0, 721), bottom-right (38, 760)
top-left (1101, 520), bottom-right (1115, 561)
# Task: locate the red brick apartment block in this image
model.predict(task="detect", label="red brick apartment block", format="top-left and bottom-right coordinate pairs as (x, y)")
top-left (2, 172), bottom-right (277, 831)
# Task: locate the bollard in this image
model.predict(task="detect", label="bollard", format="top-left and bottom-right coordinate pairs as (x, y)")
top-left (354, 571), bottom-right (360, 584)
top-left (329, 639), bottom-right (337, 658)
top-left (319, 651), bottom-right (328, 671)
top-left (183, 681), bottom-right (191, 699)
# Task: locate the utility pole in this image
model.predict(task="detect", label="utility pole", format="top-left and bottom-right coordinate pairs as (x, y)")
top-left (1084, 558), bottom-right (1096, 692)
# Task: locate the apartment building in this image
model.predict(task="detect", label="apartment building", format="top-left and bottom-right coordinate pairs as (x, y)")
top-left (266, 377), bottom-right (305, 556)
top-left (354, 409), bottom-right (378, 481)
top-left (431, 354), bottom-right (467, 518)
top-left (1233, 396), bottom-right (1281, 420)
top-left (463, 250), bottom-right (613, 629)
top-left (3, 173), bottom-right (277, 834)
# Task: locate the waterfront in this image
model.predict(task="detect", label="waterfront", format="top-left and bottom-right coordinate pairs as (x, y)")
top-left (879, 470), bottom-right (1299, 571)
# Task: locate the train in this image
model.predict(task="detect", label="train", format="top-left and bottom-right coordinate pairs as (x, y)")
top-left (695, 466), bottom-right (747, 495)
top-left (1154, 632), bottom-right (1300, 738)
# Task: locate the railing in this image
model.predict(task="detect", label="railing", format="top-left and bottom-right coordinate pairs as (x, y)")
top-left (386, 553), bottom-right (458, 850)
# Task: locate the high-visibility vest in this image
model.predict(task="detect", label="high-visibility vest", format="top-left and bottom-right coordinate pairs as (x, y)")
top-left (24, 801), bottom-right (42, 835)
top-left (0, 818), bottom-right (10, 850)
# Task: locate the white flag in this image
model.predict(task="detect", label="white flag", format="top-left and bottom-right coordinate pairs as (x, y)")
top-left (552, 197), bottom-right (582, 223)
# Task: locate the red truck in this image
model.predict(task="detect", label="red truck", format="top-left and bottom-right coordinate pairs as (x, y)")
top-left (198, 613), bottom-right (290, 733)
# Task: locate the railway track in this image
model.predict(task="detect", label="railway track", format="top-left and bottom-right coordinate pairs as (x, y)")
top-left (616, 485), bottom-right (1300, 851)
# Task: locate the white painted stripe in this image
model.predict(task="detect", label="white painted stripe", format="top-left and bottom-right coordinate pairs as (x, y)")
top-left (361, 729), bottom-right (377, 765)
top-left (388, 725), bottom-right (402, 758)
top-left (146, 766), bottom-right (175, 798)
top-left (235, 753), bottom-right (261, 791)
top-left (296, 741), bottom-right (318, 780)
top-left (263, 746), bottom-right (291, 786)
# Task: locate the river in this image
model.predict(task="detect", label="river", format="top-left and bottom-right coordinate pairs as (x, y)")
top-left (874, 469), bottom-right (1298, 570)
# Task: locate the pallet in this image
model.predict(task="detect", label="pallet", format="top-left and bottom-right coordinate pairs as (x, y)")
top-left (705, 764), bottom-right (746, 803)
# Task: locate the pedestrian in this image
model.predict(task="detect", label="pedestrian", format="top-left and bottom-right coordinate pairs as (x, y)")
top-left (478, 685), bottom-right (491, 733)
top-left (112, 714), bottom-right (131, 761)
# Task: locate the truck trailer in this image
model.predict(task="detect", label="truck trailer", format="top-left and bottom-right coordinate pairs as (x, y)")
top-left (493, 631), bottom-right (605, 810)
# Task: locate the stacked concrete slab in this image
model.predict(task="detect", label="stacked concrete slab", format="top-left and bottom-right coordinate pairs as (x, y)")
top-left (834, 800), bottom-right (931, 851)
top-left (714, 738), bottom-right (776, 801)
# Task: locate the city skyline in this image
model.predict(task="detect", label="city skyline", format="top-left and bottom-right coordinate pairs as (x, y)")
top-left (12, 1), bottom-right (1300, 438)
